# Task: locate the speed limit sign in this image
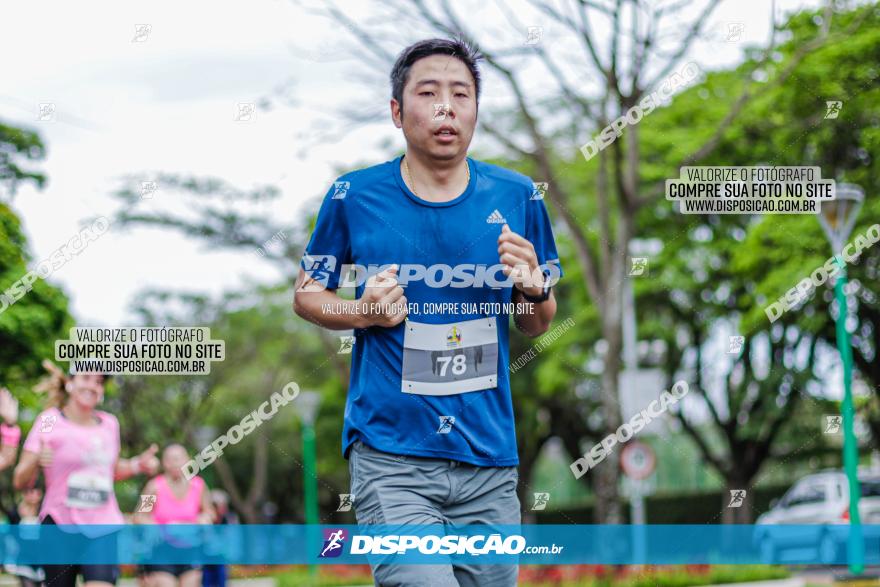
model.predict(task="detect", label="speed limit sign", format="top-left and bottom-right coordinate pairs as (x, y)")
top-left (621, 441), bottom-right (656, 480)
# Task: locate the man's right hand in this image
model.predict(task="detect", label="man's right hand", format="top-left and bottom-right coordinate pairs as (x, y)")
top-left (358, 265), bottom-right (408, 328)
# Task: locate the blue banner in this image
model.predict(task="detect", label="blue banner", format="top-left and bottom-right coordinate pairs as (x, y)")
top-left (1, 524), bottom-right (878, 565)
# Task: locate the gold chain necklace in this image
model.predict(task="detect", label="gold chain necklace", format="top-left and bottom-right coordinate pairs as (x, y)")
top-left (403, 156), bottom-right (470, 198)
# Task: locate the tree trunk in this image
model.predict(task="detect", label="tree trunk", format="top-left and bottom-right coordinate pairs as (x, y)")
top-left (595, 316), bottom-right (624, 524)
top-left (212, 434), bottom-right (270, 524)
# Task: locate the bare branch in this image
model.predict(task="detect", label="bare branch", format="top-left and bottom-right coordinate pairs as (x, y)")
top-left (675, 408), bottom-right (729, 476)
top-left (480, 121), bottom-right (535, 158)
top-left (642, 0), bottom-right (722, 91)
top-left (597, 147), bottom-right (612, 276)
top-left (630, 3), bottom-right (658, 92)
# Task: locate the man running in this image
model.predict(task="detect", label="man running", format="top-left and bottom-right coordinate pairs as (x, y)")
top-left (294, 37), bottom-right (562, 586)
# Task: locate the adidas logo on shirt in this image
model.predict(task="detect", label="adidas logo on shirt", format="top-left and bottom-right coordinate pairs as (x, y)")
top-left (486, 209), bottom-right (506, 224)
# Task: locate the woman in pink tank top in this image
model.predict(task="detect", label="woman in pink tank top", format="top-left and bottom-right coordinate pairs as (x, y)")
top-left (135, 444), bottom-right (215, 587)
top-left (13, 362), bottom-right (160, 587)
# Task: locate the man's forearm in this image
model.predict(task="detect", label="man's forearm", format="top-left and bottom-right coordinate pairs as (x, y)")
top-left (294, 290), bottom-right (370, 330)
top-left (512, 289), bottom-right (556, 337)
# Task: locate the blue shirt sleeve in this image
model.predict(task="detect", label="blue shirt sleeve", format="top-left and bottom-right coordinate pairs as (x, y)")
top-left (525, 185), bottom-right (564, 286)
top-left (299, 182), bottom-right (351, 291)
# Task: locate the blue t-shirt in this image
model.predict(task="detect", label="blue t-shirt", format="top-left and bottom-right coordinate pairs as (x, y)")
top-left (300, 155), bottom-right (563, 467)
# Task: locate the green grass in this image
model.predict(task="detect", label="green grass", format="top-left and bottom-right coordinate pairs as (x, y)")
top-left (274, 566), bottom-right (372, 587)
top-left (618, 565), bottom-right (789, 587)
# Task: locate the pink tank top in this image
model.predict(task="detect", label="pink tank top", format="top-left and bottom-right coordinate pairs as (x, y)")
top-left (151, 474), bottom-right (205, 524)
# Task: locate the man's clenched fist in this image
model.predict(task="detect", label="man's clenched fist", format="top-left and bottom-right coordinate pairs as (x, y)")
top-left (358, 265), bottom-right (408, 327)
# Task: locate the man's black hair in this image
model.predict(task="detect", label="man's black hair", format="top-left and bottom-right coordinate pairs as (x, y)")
top-left (390, 37), bottom-right (483, 117)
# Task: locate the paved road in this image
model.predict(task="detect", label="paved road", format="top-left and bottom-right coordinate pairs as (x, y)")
top-left (796, 566), bottom-right (880, 585)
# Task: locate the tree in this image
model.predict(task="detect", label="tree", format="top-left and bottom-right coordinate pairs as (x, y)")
top-left (107, 175), bottom-right (357, 522)
top-left (0, 121), bottom-right (71, 392)
top-left (0, 121), bottom-right (47, 201)
top-left (633, 2), bottom-right (879, 522)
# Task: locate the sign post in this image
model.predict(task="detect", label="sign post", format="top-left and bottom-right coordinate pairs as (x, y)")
top-left (621, 441), bottom-right (656, 566)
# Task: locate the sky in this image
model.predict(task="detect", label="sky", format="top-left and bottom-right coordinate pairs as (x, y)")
top-left (1, 0), bottom-right (828, 327)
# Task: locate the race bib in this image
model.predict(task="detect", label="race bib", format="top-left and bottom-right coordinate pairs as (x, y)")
top-left (401, 317), bottom-right (498, 395)
top-left (66, 471), bottom-right (112, 509)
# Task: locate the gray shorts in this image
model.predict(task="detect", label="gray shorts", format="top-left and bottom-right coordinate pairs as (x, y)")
top-left (349, 440), bottom-right (521, 587)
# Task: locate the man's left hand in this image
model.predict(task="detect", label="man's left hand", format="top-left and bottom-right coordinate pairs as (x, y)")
top-left (497, 224), bottom-right (543, 297)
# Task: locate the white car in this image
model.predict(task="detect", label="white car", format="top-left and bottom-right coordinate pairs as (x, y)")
top-left (755, 470), bottom-right (880, 564)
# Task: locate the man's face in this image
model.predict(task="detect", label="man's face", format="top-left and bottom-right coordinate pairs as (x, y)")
top-left (392, 54), bottom-right (477, 160)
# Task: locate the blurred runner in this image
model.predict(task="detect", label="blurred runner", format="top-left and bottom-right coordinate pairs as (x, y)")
top-left (13, 360), bottom-right (160, 587)
top-left (0, 386), bottom-right (21, 470)
top-left (2, 485), bottom-right (44, 587)
top-left (135, 444), bottom-right (215, 587)
top-left (201, 489), bottom-right (238, 587)
top-left (0, 386), bottom-right (42, 587)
